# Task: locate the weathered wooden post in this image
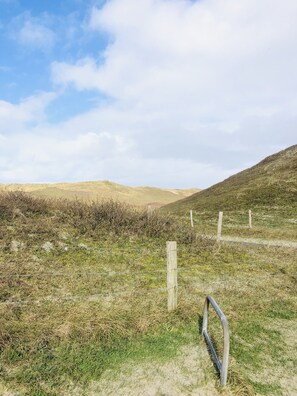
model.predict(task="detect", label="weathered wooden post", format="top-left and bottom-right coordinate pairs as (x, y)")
top-left (217, 211), bottom-right (223, 242)
top-left (147, 205), bottom-right (153, 218)
top-left (166, 241), bottom-right (177, 312)
top-left (190, 210), bottom-right (194, 228)
top-left (249, 209), bottom-right (252, 229)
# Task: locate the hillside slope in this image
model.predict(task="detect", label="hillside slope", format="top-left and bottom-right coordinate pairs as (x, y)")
top-left (0, 180), bottom-right (199, 208)
top-left (164, 145), bottom-right (297, 212)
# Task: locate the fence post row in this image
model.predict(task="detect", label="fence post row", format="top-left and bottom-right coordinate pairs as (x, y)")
top-left (217, 211), bottom-right (223, 242)
top-left (202, 295), bottom-right (230, 386)
top-left (166, 241), bottom-right (177, 312)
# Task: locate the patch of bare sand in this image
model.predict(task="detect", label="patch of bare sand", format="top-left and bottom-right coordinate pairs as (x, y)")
top-left (67, 344), bottom-right (230, 396)
top-left (0, 384), bottom-right (15, 396)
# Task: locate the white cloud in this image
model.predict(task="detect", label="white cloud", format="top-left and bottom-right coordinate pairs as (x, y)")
top-left (12, 13), bottom-right (55, 50)
top-left (52, 58), bottom-right (101, 91)
top-left (52, 0), bottom-right (297, 125)
top-left (20, 20), bottom-right (55, 48)
top-left (18, 131), bottom-right (131, 163)
top-left (0, 125), bottom-right (235, 185)
top-left (0, 92), bottom-right (56, 134)
top-left (1, 0), bottom-right (297, 186)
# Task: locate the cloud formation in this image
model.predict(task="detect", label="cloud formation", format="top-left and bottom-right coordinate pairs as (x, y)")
top-left (51, 0), bottom-right (297, 172)
top-left (0, 0), bottom-right (296, 186)
top-left (8, 12), bottom-right (56, 50)
top-left (0, 92), bottom-right (56, 133)
top-left (18, 19), bottom-right (55, 49)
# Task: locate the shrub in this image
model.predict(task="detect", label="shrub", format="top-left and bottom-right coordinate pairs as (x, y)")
top-left (0, 192), bottom-right (196, 243)
top-left (0, 191), bottom-right (49, 220)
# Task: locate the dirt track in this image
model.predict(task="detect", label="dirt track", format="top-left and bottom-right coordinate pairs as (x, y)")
top-left (220, 236), bottom-right (297, 249)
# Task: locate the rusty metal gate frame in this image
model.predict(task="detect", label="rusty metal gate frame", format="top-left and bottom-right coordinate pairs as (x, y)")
top-left (202, 295), bottom-right (230, 386)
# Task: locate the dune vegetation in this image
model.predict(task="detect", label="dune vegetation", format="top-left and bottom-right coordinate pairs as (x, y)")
top-left (0, 191), bottom-right (296, 395)
top-left (164, 145), bottom-right (297, 213)
top-left (163, 145), bottom-right (297, 244)
top-left (0, 181), bottom-right (199, 208)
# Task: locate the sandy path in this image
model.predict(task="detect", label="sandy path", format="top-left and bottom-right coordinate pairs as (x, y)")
top-left (219, 236), bottom-right (297, 249)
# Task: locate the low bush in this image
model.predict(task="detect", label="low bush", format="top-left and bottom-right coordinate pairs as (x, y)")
top-left (0, 192), bottom-right (196, 243)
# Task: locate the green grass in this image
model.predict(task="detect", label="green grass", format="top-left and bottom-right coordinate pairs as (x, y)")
top-left (249, 381), bottom-right (282, 395)
top-left (164, 145), bottom-right (297, 213)
top-left (171, 207), bottom-right (297, 242)
top-left (232, 322), bottom-right (283, 370)
top-left (265, 300), bottom-right (297, 320)
top-left (0, 192), bottom-right (296, 395)
top-left (3, 323), bottom-right (195, 396)
top-left (2, 241), bottom-right (295, 395)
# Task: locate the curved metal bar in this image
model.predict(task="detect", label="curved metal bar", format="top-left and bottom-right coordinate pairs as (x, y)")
top-left (201, 295), bottom-right (229, 386)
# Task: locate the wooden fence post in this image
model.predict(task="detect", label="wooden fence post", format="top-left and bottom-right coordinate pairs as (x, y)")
top-left (147, 205), bottom-right (153, 218)
top-left (217, 211), bottom-right (223, 242)
top-left (190, 210), bottom-right (194, 228)
top-left (166, 241), bottom-right (177, 312)
top-left (249, 210), bottom-right (252, 229)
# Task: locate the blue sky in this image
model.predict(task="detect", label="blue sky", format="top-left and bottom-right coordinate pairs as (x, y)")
top-left (0, 0), bottom-right (296, 187)
top-left (0, 0), bottom-right (107, 106)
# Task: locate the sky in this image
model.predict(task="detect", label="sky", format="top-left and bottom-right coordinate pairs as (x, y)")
top-left (0, 0), bottom-right (296, 188)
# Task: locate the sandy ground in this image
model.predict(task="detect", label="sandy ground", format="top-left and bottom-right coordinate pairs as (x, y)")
top-left (66, 344), bottom-right (227, 396)
top-left (0, 384), bottom-right (15, 396)
top-left (220, 236), bottom-right (297, 249)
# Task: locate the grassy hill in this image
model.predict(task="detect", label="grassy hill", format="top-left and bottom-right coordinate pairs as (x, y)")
top-left (0, 192), bottom-right (296, 395)
top-left (0, 180), bottom-right (199, 208)
top-left (164, 145), bottom-right (297, 213)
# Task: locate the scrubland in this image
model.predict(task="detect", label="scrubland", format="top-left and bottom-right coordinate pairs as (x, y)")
top-left (0, 192), bottom-right (296, 395)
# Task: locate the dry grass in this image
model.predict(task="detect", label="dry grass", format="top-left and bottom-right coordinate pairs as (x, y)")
top-left (173, 208), bottom-right (297, 242)
top-left (0, 181), bottom-right (199, 207)
top-left (0, 192), bottom-right (296, 395)
top-left (165, 144), bottom-right (297, 212)
top-left (0, 191), bottom-right (196, 243)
